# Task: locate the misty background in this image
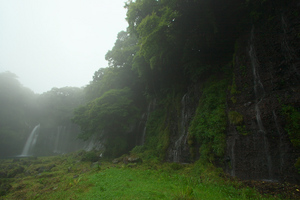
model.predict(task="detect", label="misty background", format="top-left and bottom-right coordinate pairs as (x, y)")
top-left (0, 0), bottom-right (128, 94)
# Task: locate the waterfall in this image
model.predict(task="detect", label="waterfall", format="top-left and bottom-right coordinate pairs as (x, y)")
top-left (83, 134), bottom-right (104, 151)
top-left (21, 124), bottom-right (40, 156)
top-left (53, 127), bottom-right (61, 153)
top-left (227, 127), bottom-right (238, 177)
top-left (140, 99), bottom-right (156, 145)
top-left (249, 27), bottom-right (273, 179)
top-left (53, 126), bottom-right (67, 154)
top-left (173, 93), bottom-right (189, 162)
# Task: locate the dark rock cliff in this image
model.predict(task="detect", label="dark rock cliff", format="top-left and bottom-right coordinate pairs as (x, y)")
top-left (226, 0), bottom-right (300, 183)
top-left (132, 0), bottom-right (300, 184)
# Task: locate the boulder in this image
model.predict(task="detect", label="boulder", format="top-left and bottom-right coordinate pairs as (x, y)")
top-left (112, 158), bottom-right (121, 164)
top-left (128, 156), bottom-right (142, 163)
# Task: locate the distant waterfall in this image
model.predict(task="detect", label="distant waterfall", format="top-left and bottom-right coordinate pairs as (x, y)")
top-left (173, 93), bottom-right (189, 162)
top-left (249, 27), bottom-right (273, 179)
top-left (21, 124), bottom-right (40, 156)
top-left (139, 99), bottom-right (156, 146)
top-left (53, 126), bottom-right (68, 154)
top-left (249, 28), bottom-right (265, 132)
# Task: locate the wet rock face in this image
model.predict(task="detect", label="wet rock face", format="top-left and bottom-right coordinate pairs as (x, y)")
top-left (226, 2), bottom-right (300, 183)
top-left (165, 91), bottom-right (196, 163)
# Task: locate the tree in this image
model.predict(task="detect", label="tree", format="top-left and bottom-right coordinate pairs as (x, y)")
top-left (37, 87), bottom-right (85, 127)
top-left (0, 72), bottom-right (37, 156)
top-left (105, 31), bottom-right (139, 69)
top-left (72, 87), bottom-right (139, 157)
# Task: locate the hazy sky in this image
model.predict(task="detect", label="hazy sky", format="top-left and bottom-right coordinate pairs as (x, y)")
top-left (0, 0), bottom-right (128, 94)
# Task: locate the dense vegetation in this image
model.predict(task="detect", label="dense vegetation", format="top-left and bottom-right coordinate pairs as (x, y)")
top-left (71, 0), bottom-right (246, 157)
top-left (0, 0), bottom-right (288, 159)
top-left (1, 0), bottom-right (300, 198)
top-left (1, 0), bottom-right (299, 179)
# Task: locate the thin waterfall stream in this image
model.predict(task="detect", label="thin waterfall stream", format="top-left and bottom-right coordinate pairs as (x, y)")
top-left (249, 27), bottom-right (273, 179)
top-left (173, 93), bottom-right (189, 162)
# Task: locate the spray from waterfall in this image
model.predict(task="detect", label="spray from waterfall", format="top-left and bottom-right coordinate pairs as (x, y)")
top-left (21, 124), bottom-right (40, 156)
top-left (140, 99), bottom-right (156, 145)
top-left (249, 27), bottom-right (273, 179)
top-left (173, 93), bottom-right (189, 162)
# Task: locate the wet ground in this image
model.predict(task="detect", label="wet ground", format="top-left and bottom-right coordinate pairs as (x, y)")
top-left (241, 179), bottom-right (300, 199)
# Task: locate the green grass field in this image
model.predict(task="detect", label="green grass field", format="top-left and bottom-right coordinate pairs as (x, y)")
top-left (0, 152), bottom-right (297, 199)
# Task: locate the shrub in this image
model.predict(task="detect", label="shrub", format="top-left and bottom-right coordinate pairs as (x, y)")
top-left (189, 78), bottom-right (228, 162)
top-left (81, 151), bottom-right (99, 162)
top-left (228, 111), bottom-right (243, 125)
top-left (282, 105), bottom-right (300, 148)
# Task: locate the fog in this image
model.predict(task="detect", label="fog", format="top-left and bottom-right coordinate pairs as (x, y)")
top-left (0, 0), bottom-right (128, 94)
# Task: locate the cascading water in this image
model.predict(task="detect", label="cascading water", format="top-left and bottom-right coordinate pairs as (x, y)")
top-left (19, 123), bottom-right (101, 156)
top-left (226, 126), bottom-right (238, 177)
top-left (83, 133), bottom-right (104, 152)
top-left (139, 99), bottom-right (156, 146)
top-left (53, 126), bottom-right (67, 154)
top-left (249, 27), bottom-right (273, 179)
top-left (21, 124), bottom-right (40, 156)
top-left (173, 93), bottom-right (189, 162)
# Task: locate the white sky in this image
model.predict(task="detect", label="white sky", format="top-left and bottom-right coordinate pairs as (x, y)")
top-left (0, 0), bottom-right (128, 94)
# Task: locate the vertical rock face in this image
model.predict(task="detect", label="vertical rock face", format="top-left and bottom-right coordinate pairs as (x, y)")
top-left (226, 3), bottom-right (300, 183)
top-left (165, 90), bottom-right (198, 163)
top-left (136, 99), bottom-right (156, 146)
top-left (166, 93), bottom-right (192, 163)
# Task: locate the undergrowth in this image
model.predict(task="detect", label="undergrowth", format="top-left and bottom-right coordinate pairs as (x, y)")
top-left (0, 152), bottom-right (286, 200)
top-left (188, 78), bottom-right (228, 162)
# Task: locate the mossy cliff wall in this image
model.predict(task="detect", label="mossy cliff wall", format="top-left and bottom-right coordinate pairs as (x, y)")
top-left (226, 1), bottom-right (300, 183)
top-left (138, 0), bottom-right (300, 184)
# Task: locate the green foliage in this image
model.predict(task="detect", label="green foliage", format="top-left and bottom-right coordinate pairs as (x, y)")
top-left (229, 75), bottom-right (240, 104)
top-left (1, 153), bottom-right (285, 199)
top-left (228, 108), bottom-right (249, 136)
top-left (188, 78), bottom-right (228, 162)
top-left (169, 162), bottom-right (184, 171)
top-left (228, 111), bottom-right (243, 125)
top-left (74, 87), bottom-right (138, 134)
top-left (81, 151), bottom-right (99, 162)
top-left (231, 96), bottom-right (237, 104)
top-left (295, 157), bottom-right (300, 174)
top-left (135, 92), bottom-right (188, 161)
top-left (73, 87), bottom-right (140, 157)
top-left (136, 7), bottom-right (179, 70)
top-left (230, 77), bottom-right (238, 97)
top-left (38, 87), bottom-right (84, 127)
top-left (142, 106), bottom-right (169, 160)
top-left (130, 145), bottom-right (145, 155)
top-left (281, 105), bottom-right (300, 148)
top-left (236, 125), bottom-right (249, 136)
top-left (105, 31), bottom-right (139, 69)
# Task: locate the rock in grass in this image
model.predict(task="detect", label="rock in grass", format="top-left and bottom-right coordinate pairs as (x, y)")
top-left (128, 157), bottom-right (142, 163)
top-left (90, 161), bottom-right (101, 169)
top-left (112, 158), bottom-right (121, 164)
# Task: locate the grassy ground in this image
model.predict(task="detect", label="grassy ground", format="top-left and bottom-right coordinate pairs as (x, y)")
top-left (0, 151), bottom-right (299, 200)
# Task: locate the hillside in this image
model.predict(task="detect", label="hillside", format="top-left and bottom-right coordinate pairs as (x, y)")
top-left (1, 0), bottom-right (299, 188)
